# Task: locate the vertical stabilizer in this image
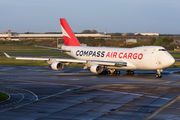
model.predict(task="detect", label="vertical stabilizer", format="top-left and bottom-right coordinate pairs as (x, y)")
top-left (60, 18), bottom-right (81, 46)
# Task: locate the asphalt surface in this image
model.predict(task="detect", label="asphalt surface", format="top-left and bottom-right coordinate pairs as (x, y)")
top-left (0, 65), bottom-right (180, 120)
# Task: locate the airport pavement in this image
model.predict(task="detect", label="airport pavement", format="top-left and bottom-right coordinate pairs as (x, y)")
top-left (0, 65), bottom-right (180, 120)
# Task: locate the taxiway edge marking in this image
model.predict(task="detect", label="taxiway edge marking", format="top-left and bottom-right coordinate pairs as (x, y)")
top-left (142, 94), bottom-right (180, 120)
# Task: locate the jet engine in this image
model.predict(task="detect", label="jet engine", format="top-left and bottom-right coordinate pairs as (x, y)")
top-left (90, 65), bottom-right (103, 74)
top-left (51, 62), bottom-right (64, 70)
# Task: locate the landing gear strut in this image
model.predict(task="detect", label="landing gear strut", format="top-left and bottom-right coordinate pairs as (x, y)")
top-left (99, 70), bottom-right (110, 75)
top-left (99, 69), bottom-right (120, 75)
top-left (156, 69), bottom-right (162, 78)
top-left (126, 70), bottom-right (134, 75)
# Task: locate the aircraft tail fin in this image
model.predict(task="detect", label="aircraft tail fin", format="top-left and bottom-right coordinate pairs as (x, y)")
top-left (60, 18), bottom-right (81, 46)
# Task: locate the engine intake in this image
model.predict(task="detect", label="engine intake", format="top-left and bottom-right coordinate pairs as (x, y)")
top-left (51, 62), bottom-right (64, 70)
top-left (90, 65), bottom-right (103, 74)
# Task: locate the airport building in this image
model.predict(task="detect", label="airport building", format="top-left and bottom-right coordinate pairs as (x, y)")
top-left (0, 33), bottom-right (111, 41)
top-left (134, 33), bottom-right (159, 36)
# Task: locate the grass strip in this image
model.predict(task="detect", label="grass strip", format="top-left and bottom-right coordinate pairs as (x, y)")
top-left (0, 45), bottom-right (180, 67)
top-left (0, 91), bottom-right (9, 102)
top-left (0, 56), bottom-right (83, 67)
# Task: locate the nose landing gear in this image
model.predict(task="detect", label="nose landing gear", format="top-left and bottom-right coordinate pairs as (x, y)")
top-left (156, 69), bottom-right (162, 78)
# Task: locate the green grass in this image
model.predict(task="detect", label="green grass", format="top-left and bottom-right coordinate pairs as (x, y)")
top-left (0, 45), bottom-right (82, 67)
top-left (0, 56), bottom-right (48, 66)
top-left (0, 91), bottom-right (9, 102)
top-left (168, 50), bottom-right (180, 53)
top-left (171, 61), bottom-right (180, 67)
top-left (169, 50), bottom-right (180, 58)
top-left (0, 45), bottom-right (45, 51)
top-left (0, 45), bottom-right (67, 56)
top-left (0, 56), bottom-right (83, 67)
top-left (171, 54), bottom-right (180, 58)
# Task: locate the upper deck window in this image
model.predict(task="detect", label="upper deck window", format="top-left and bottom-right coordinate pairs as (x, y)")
top-left (158, 49), bottom-right (167, 51)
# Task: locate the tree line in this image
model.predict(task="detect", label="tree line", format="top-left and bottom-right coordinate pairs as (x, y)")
top-left (0, 36), bottom-right (178, 48)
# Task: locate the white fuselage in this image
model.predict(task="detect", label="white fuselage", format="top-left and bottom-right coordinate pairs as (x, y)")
top-left (62, 45), bottom-right (175, 70)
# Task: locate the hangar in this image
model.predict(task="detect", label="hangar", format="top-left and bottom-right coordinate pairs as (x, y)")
top-left (0, 33), bottom-right (111, 40)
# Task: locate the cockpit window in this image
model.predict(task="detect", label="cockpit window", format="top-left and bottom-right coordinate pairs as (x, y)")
top-left (158, 49), bottom-right (167, 51)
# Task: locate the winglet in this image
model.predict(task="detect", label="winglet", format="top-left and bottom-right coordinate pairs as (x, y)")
top-left (4, 52), bottom-right (12, 58)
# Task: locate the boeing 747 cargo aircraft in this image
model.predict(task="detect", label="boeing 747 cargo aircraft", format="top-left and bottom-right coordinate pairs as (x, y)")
top-left (4, 18), bottom-right (175, 78)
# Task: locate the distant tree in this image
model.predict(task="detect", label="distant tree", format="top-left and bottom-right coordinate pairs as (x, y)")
top-left (112, 33), bottom-right (122, 36)
top-left (107, 33), bottom-right (121, 36)
top-left (81, 30), bottom-right (98, 34)
top-left (128, 33), bottom-right (134, 36)
top-left (91, 30), bottom-right (98, 34)
top-left (154, 38), bottom-right (163, 46)
top-left (150, 37), bottom-right (156, 45)
top-left (162, 36), bottom-right (173, 45)
top-left (96, 39), bottom-right (105, 46)
top-left (170, 43), bottom-right (177, 48)
top-left (81, 30), bottom-right (91, 34)
top-left (25, 32), bottom-right (29, 34)
top-left (153, 36), bottom-right (173, 46)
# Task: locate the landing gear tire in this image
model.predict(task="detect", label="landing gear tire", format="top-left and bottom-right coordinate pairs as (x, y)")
top-left (106, 71), bottom-right (110, 75)
top-left (113, 70), bottom-right (120, 75)
top-left (126, 70), bottom-right (134, 75)
top-left (99, 70), bottom-right (110, 75)
top-left (156, 74), bottom-right (162, 78)
top-left (101, 71), bottom-right (107, 75)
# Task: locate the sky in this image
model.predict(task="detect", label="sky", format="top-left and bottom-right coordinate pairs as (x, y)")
top-left (0, 0), bottom-right (180, 34)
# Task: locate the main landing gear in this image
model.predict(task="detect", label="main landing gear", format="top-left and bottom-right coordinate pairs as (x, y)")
top-left (126, 70), bottom-right (134, 75)
top-left (113, 70), bottom-right (120, 75)
top-left (156, 69), bottom-right (162, 78)
top-left (100, 70), bottom-right (111, 75)
top-left (99, 69), bottom-right (120, 75)
top-left (99, 69), bottom-right (135, 76)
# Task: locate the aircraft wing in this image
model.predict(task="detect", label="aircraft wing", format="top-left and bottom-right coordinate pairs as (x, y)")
top-left (4, 52), bottom-right (127, 67)
top-left (4, 52), bottom-right (86, 63)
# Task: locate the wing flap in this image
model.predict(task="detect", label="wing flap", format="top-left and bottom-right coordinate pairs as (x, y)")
top-left (54, 59), bottom-right (87, 63)
top-left (15, 57), bottom-right (87, 63)
top-left (16, 57), bottom-right (49, 61)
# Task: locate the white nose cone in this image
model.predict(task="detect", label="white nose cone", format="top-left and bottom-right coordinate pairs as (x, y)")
top-left (160, 53), bottom-right (175, 68)
top-left (169, 57), bottom-right (175, 66)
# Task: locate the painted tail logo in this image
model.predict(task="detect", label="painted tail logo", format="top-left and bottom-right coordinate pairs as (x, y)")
top-left (60, 18), bottom-right (81, 46)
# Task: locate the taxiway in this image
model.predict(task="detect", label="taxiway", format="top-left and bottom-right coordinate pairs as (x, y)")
top-left (0, 65), bottom-right (180, 120)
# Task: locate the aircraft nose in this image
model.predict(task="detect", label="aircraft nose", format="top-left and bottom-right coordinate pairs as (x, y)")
top-left (169, 57), bottom-right (175, 66)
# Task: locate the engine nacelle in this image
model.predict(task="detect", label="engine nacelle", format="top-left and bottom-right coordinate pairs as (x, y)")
top-left (90, 65), bottom-right (103, 74)
top-left (51, 62), bottom-right (64, 70)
